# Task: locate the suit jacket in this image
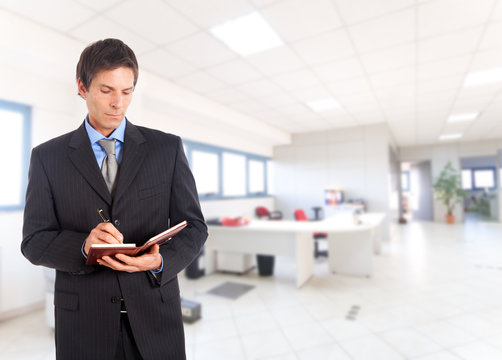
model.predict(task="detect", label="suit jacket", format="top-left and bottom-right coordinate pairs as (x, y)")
top-left (21, 120), bottom-right (208, 360)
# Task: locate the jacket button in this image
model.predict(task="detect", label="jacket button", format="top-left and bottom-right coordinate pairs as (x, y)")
top-left (111, 296), bottom-right (119, 303)
top-left (114, 219), bottom-right (120, 226)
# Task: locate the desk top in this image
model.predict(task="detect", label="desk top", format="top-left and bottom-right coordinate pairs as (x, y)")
top-left (208, 213), bottom-right (386, 233)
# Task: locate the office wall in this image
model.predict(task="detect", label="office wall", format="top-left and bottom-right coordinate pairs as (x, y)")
top-left (272, 123), bottom-right (394, 240)
top-left (400, 139), bottom-right (502, 223)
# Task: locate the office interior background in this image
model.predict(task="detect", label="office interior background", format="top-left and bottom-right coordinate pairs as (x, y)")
top-left (1, 0), bottom-right (502, 359)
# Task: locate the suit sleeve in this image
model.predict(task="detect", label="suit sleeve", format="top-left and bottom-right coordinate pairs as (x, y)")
top-left (21, 148), bottom-right (95, 274)
top-left (156, 137), bottom-right (208, 286)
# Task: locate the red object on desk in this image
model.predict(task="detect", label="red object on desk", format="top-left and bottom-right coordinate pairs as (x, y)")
top-left (221, 216), bottom-right (250, 227)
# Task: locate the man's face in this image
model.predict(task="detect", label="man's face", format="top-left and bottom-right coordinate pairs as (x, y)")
top-left (78, 67), bottom-right (135, 137)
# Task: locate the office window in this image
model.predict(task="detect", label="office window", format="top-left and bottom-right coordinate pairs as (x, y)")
top-left (183, 139), bottom-right (269, 200)
top-left (249, 159), bottom-right (265, 194)
top-left (191, 150), bottom-right (219, 196)
top-left (462, 169), bottom-right (472, 190)
top-left (401, 171), bottom-right (410, 192)
top-left (0, 100), bottom-right (31, 210)
top-left (223, 152), bottom-right (246, 196)
top-left (473, 168), bottom-right (495, 189)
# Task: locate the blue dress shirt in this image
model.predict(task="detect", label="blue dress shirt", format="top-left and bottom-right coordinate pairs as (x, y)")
top-left (82, 116), bottom-right (163, 273)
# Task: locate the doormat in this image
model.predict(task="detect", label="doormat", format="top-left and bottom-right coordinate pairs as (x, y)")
top-left (207, 281), bottom-right (255, 300)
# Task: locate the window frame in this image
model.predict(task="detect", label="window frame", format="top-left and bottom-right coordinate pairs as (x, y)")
top-left (183, 140), bottom-right (269, 200)
top-left (471, 166), bottom-right (497, 191)
top-left (0, 99), bottom-right (31, 211)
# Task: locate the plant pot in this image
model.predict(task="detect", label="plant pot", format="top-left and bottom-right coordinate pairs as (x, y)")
top-left (446, 214), bottom-right (455, 224)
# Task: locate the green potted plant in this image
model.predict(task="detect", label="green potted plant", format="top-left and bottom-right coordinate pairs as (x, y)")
top-left (432, 161), bottom-right (468, 224)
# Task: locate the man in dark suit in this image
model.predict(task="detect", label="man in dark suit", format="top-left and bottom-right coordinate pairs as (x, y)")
top-left (21, 38), bottom-right (207, 360)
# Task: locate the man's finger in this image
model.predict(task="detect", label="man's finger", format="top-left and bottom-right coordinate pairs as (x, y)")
top-left (99, 222), bottom-right (124, 243)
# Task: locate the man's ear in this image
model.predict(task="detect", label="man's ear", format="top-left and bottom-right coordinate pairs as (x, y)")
top-left (77, 78), bottom-right (87, 99)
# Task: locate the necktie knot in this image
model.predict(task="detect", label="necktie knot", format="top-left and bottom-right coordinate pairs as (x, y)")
top-left (98, 139), bottom-right (118, 195)
top-left (98, 139), bottom-right (116, 156)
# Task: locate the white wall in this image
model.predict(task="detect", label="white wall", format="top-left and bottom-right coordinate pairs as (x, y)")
top-left (271, 123), bottom-right (393, 240)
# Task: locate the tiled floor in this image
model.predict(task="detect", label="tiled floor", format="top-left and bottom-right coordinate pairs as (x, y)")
top-left (2, 220), bottom-right (502, 360)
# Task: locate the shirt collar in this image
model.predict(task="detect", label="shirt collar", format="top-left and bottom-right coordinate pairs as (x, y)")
top-left (84, 115), bottom-right (127, 145)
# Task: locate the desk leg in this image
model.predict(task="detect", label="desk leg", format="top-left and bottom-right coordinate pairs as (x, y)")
top-left (204, 246), bottom-right (216, 275)
top-left (295, 233), bottom-right (314, 288)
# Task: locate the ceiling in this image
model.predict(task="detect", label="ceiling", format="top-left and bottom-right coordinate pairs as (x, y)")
top-left (2, 0), bottom-right (502, 147)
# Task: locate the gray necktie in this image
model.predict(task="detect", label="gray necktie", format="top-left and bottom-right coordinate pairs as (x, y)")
top-left (98, 139), bottom-right (119, 195)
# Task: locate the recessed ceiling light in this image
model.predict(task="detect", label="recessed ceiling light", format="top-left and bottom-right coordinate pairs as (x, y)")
top-left (306, 98), bottom-right (340, 112)
top-left (209, 11), bottom-right (284, 57)
top-left (448, 112), bottom-right (479, 122)
top-left (464, 67), bottom-right (502, 87)
top-left (439, 133), bottom-right (463, 141)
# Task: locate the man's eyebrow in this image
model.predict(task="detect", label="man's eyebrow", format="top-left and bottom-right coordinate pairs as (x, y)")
top-left (100, 84), bottom-right (134, 91)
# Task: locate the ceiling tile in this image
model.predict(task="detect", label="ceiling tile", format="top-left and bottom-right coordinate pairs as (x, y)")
top-left (361, 44), bottom-right (415, 75)
top-left (69, 15), bottom-right (156, 55)
top-left (165, 32), bottom-right (237, 68)
top-left (258, 92), bottom-right (297, 108)
top-left (289, 85), bottom-right (333, 102)
top-left (229, 99), bottom-right (271, 114)
top-left (348, 8), bottom-right (415, 54)
top-left (164, 0), bottom-right (253, 28)
top-left (335, 0), bottom-right (414, 25)
top-left (492, 0), bottom-right (502, 21)
top-left (235, 79), bottom-right (284, 98)
top-left (418, 27), bottom-right (483, 64)
top-left (271, 69), bottom-right (322, 91)
top-left (76, 0), bottom-right (122, 12)
top-left (417, 76), bottom-right (463, 96)
top-left (245, 46), bottom-right (304, 76)
top-left (469, 48), bottom-right (502, 71)
top-left (173, 71), bottom-right (229, 93)
top-left (417, 55), bottom-right (471, 81)
top-left (369, 67), bottom-right (414, 90)
top-left (139, 49), bottom-right (196, 79)
top-left (109, 0), bottom-right (198, 45)
top-left (206, 59), bottom-right (263, 85)
top-left (479, 21), bottom-right (502, 51)
top-left (418, 0), bottom-right (494, 38)
top-left (251, 0), bottom-right (281, 7)
top-left (291, 29), bottom-right (354, 66)
top-left (312, 57), bottom-right (365, 83)
top-left (261, 0), bottom-right (342, 42)
top-left (326, 77), bottom-right (373, 97)
top-left (0, 0), bottom-right (95, 32)
top-left (204, 87), bottom-right (250, 104)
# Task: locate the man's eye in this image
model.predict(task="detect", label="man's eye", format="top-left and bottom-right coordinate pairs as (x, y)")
top-left (101, 90), bottom-right (110, 94)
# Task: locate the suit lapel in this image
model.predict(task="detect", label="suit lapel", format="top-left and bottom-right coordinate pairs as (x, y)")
top-left (113, 121), bottom-right (146, 203)
top-left (68, 123), bottom-right (112, 205)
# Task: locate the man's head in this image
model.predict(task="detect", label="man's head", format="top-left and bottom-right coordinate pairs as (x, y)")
top-left (76, 39), bottom-right (138, 136)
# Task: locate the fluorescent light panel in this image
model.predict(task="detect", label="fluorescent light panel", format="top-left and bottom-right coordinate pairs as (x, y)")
top-left (209, 12), bottom-right (284, 57)
top-left (306, 98), bottom-right (340, 112)
top-left (448, 112), bottom-right (479, 122)
top-left (464, 67), bottom-right (502, 87)
top-left (439, 133), bottom-right (462, 141)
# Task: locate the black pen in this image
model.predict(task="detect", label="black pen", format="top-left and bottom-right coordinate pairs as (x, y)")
top-left (97, 208), bottom-right (110, 223)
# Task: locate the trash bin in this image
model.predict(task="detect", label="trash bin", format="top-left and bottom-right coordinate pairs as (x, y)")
top-left (186, 247), bottom-right (205, 279)
top-left (256, 254), bottom-right (274, 276)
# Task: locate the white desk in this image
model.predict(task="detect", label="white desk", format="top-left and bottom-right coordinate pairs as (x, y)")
top-left (206, 213), bottom-right (386, 287)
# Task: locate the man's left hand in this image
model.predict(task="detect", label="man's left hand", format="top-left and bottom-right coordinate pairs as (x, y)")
top-left (97, 244), bottom-right (162, 273)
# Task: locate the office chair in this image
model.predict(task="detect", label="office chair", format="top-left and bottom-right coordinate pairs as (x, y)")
top-left (294, 209), bottom-right (328, 258)
top-left (255, 206), bottom-right (283, 220)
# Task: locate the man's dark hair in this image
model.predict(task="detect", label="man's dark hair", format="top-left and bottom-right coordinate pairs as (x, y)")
top-left (76, 38), bottom-right (138, 91)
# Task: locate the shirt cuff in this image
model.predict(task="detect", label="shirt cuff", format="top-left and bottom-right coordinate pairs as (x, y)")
top-left (150, 254), bottom-right (163, 274)
top-left (81, 239), bottom-right (88, 259)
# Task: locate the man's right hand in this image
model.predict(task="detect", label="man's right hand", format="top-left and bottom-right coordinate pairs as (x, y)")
top-left (84, 222), bottom-right (124, 255)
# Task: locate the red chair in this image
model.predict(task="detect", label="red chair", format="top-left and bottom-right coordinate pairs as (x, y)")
top-left (294, 209), bottom-right (327, 258)
top-left (256, 206), bottom-right (283, 220)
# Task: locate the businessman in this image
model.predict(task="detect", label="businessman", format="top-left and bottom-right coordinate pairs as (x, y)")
top-left (21, 38), bottom-right (207, 360)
